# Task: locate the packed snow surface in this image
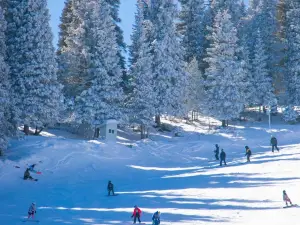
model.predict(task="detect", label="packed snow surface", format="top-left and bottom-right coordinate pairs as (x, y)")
top-left (0, 120), bottom-right (299, 224)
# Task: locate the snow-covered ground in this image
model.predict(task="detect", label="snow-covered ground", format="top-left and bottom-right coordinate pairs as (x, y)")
top-left (0, 118), bottom-right (300, 225)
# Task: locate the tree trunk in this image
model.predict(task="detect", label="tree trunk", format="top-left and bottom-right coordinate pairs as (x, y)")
top-left (222, 120), bottom-right (226, 127)
top-left (94, 128), bottom-right (100, 138)
top-left (34, 126), bottom-right (44, 135)
top-left (140, 124), bottom-right (146, 139)
top-left (155, 115), bottom-right (161, 127)
top-left (24, 125), bottom-right (30, 135)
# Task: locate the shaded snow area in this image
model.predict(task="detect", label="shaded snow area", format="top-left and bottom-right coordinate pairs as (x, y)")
top-left (0, 120), bottom-right (300, 225)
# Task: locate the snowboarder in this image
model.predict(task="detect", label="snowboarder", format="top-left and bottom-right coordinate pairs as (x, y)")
top-left (107, 180), bottom-right (115, 196)
top-left (283, 190), bottom-right (293, 206)
top-left (220, 149), bottom-right (226, 166)
top-left (24, 168), bottom-right (34, 180)
top-left (270, 136), bottom-right (279, 152)
top-left (152, 211), bottom-right (160, 225)
top-left (131, 205), bottom-right (142, 224)
top-left (214, 144), bottom-right (219, 160)
top-left (27, 202), bottom-right (36, 219)
top-left (245, 146), bottom-right (252, 162)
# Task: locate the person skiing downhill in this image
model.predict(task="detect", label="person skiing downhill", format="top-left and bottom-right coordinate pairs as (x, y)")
top-left (245, 146), bottom-right (252, 162)
top-left (220, 149), bottom-right (226, 166)
top-left (283, 190), bottom-right (293, 206)
top-left (131, 205), bottom-right (142, 224)
top-left (27, 203), bottom-right (36, 219)
top-left (152, 211), bottom-right (160, 225)
top-left (107, 180), bottom-right (115, 196)
top-left (214, 144), bottom-right (219, 160)
top-left (270, 136), bottom-right (279, 152)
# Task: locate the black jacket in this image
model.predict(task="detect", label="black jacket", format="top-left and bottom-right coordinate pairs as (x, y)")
top-left (220, 151), bottom-right (226, 160)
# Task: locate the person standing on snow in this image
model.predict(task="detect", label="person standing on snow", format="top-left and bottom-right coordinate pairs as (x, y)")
top-left (245, 146), bottom-right (252, 162)
top-left (220, 149), bottom-right (226, 166)
top-left (283, 190), bottom-right (293, 206)
top-left (131, 205), bottom-right (142, 224)
top-left (107, 180), bottom-right (115, 196)
top-left (152, 211), bottom-right (160, 225)
top-left (27, 202), bottom-right (36, 219)
top-left (270, 136), bottom-right (279, 152)
top-left (214, 144), bottom-right (219, 160)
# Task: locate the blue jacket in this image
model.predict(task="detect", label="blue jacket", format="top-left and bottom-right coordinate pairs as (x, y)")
top-left (152, 211), bottom-right (160, 225)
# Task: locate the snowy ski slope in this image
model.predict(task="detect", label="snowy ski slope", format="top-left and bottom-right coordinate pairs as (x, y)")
top-left (0, 119), bottom-right (299, 224)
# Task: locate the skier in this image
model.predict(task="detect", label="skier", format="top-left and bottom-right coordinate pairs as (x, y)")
top-left (214, 144), bottom-right (219, 160)
top-left (24, 168), bottom-right (34, 180)
top-left (107, 180), bottom-right (115, 196)
top-left (270, 136), bottom-right (279, 152)
top-left (152, 211), bottom-right (160, 225)
top-left (283, 190), bottom-right (293, 206)
top-left (220, 149), bottom-right (226, 166)
top-left (131, 205), bottom-right (142, 224)
top-left (27, 202), bottom-right (36, 219)
top-left (245, 146), bottom-right (252, 162)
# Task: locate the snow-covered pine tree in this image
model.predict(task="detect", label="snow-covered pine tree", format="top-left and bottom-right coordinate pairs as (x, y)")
top-left (210, 0), bottom-right (244, 26)
top-left (128, 20), bottom-right (157, 138)
top-left (75, 0), bottom-right (124, 126)
top-left (248, 0), bottom-right (279, 89)
top-left (282, 106), bottom-right (298, 123)
top-left (150, 0), bottom-right (189, 124)
top-left (185, 58), bottom-right (204, 116)
top-left (178, 0), bottom-right (206, 69)
top-left (204, 10), bottom-right (246, 126)
top-left (5, 0), bottom-right (62, 133)
top-left (104, 0), bottom-right (128, 93)
top-left (129, 0), bottom-right (149, 65)
top-left (252, 30), bottom-right (275, 107)
top-left (285, 0), bottom-right (300, 107)
top-left (0, 6), bottom-right (13, 153)
top-left (57, 0), bottom-right (87, 99)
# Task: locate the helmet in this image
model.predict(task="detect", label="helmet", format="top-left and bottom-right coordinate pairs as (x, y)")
top-left (283, 190), bottom-right (286, 193)
top-left (134, 205), bottom-right (137, 208)
top-left (32, 202), bottom-right (36, 205)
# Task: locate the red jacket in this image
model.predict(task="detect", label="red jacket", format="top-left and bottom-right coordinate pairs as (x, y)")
top-left (132, 207), bottom-right (142, 216)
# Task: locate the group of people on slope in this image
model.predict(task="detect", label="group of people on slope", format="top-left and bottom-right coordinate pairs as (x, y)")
top-left (214, 136), bottom-right (280, 165)
top-left (213, 144), bottom-right (227, 166)
top-left (131, 205), bottom-right (160, 224)
top-left (107, 181), bottom-right (160, 224)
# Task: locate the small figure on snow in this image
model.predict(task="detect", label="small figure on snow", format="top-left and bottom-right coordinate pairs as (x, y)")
top-left (245, 146), bottom-right (252, 162)
top-left (107, 180), bottom-right (115, 196)
top-left (214, 144), bottom-right (219, 160)
top-left (220, 149), bottom-right (226, 166)
top-left (27, 202), bottom-right (36, 219)
top-left (283, 190), bottom-right (293, 206)
top-left (24, 168), bottom-right (34, 180)
top-left (131, 205), bottom-right (142, 224)
top-left (270, 136), bottom-right (279, 152)
top-left (152, 211), bottom-right (160, 225)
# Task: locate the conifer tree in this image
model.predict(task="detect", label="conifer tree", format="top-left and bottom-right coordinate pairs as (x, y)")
top-left (128, 20), bottom-right (157, 138)
top-left (285, 0), bottom-right (300, 106)
top-left (178, 0), bottom-right (206, 69)
top-left (252, 30), bottom-right (275, 107)
top-left (0, 6), bottom-right (13, 152)
top-left (150, 0), bottom-right (189, 124)
top-left (75, 0), bottom-right (124, 125)
top-left (5, 0), bottom-right (62, 132)
top-left (204, 10), bottom-right (246, 126)
top-left (57, 0), bottom-right (87, 99)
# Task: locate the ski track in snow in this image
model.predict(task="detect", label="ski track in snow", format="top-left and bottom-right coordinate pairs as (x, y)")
top-left (0, 120), bottom-right (300, 225)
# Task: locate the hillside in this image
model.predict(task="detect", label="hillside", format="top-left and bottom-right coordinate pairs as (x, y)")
top-left (0, 119), bottom-right (299, 225)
